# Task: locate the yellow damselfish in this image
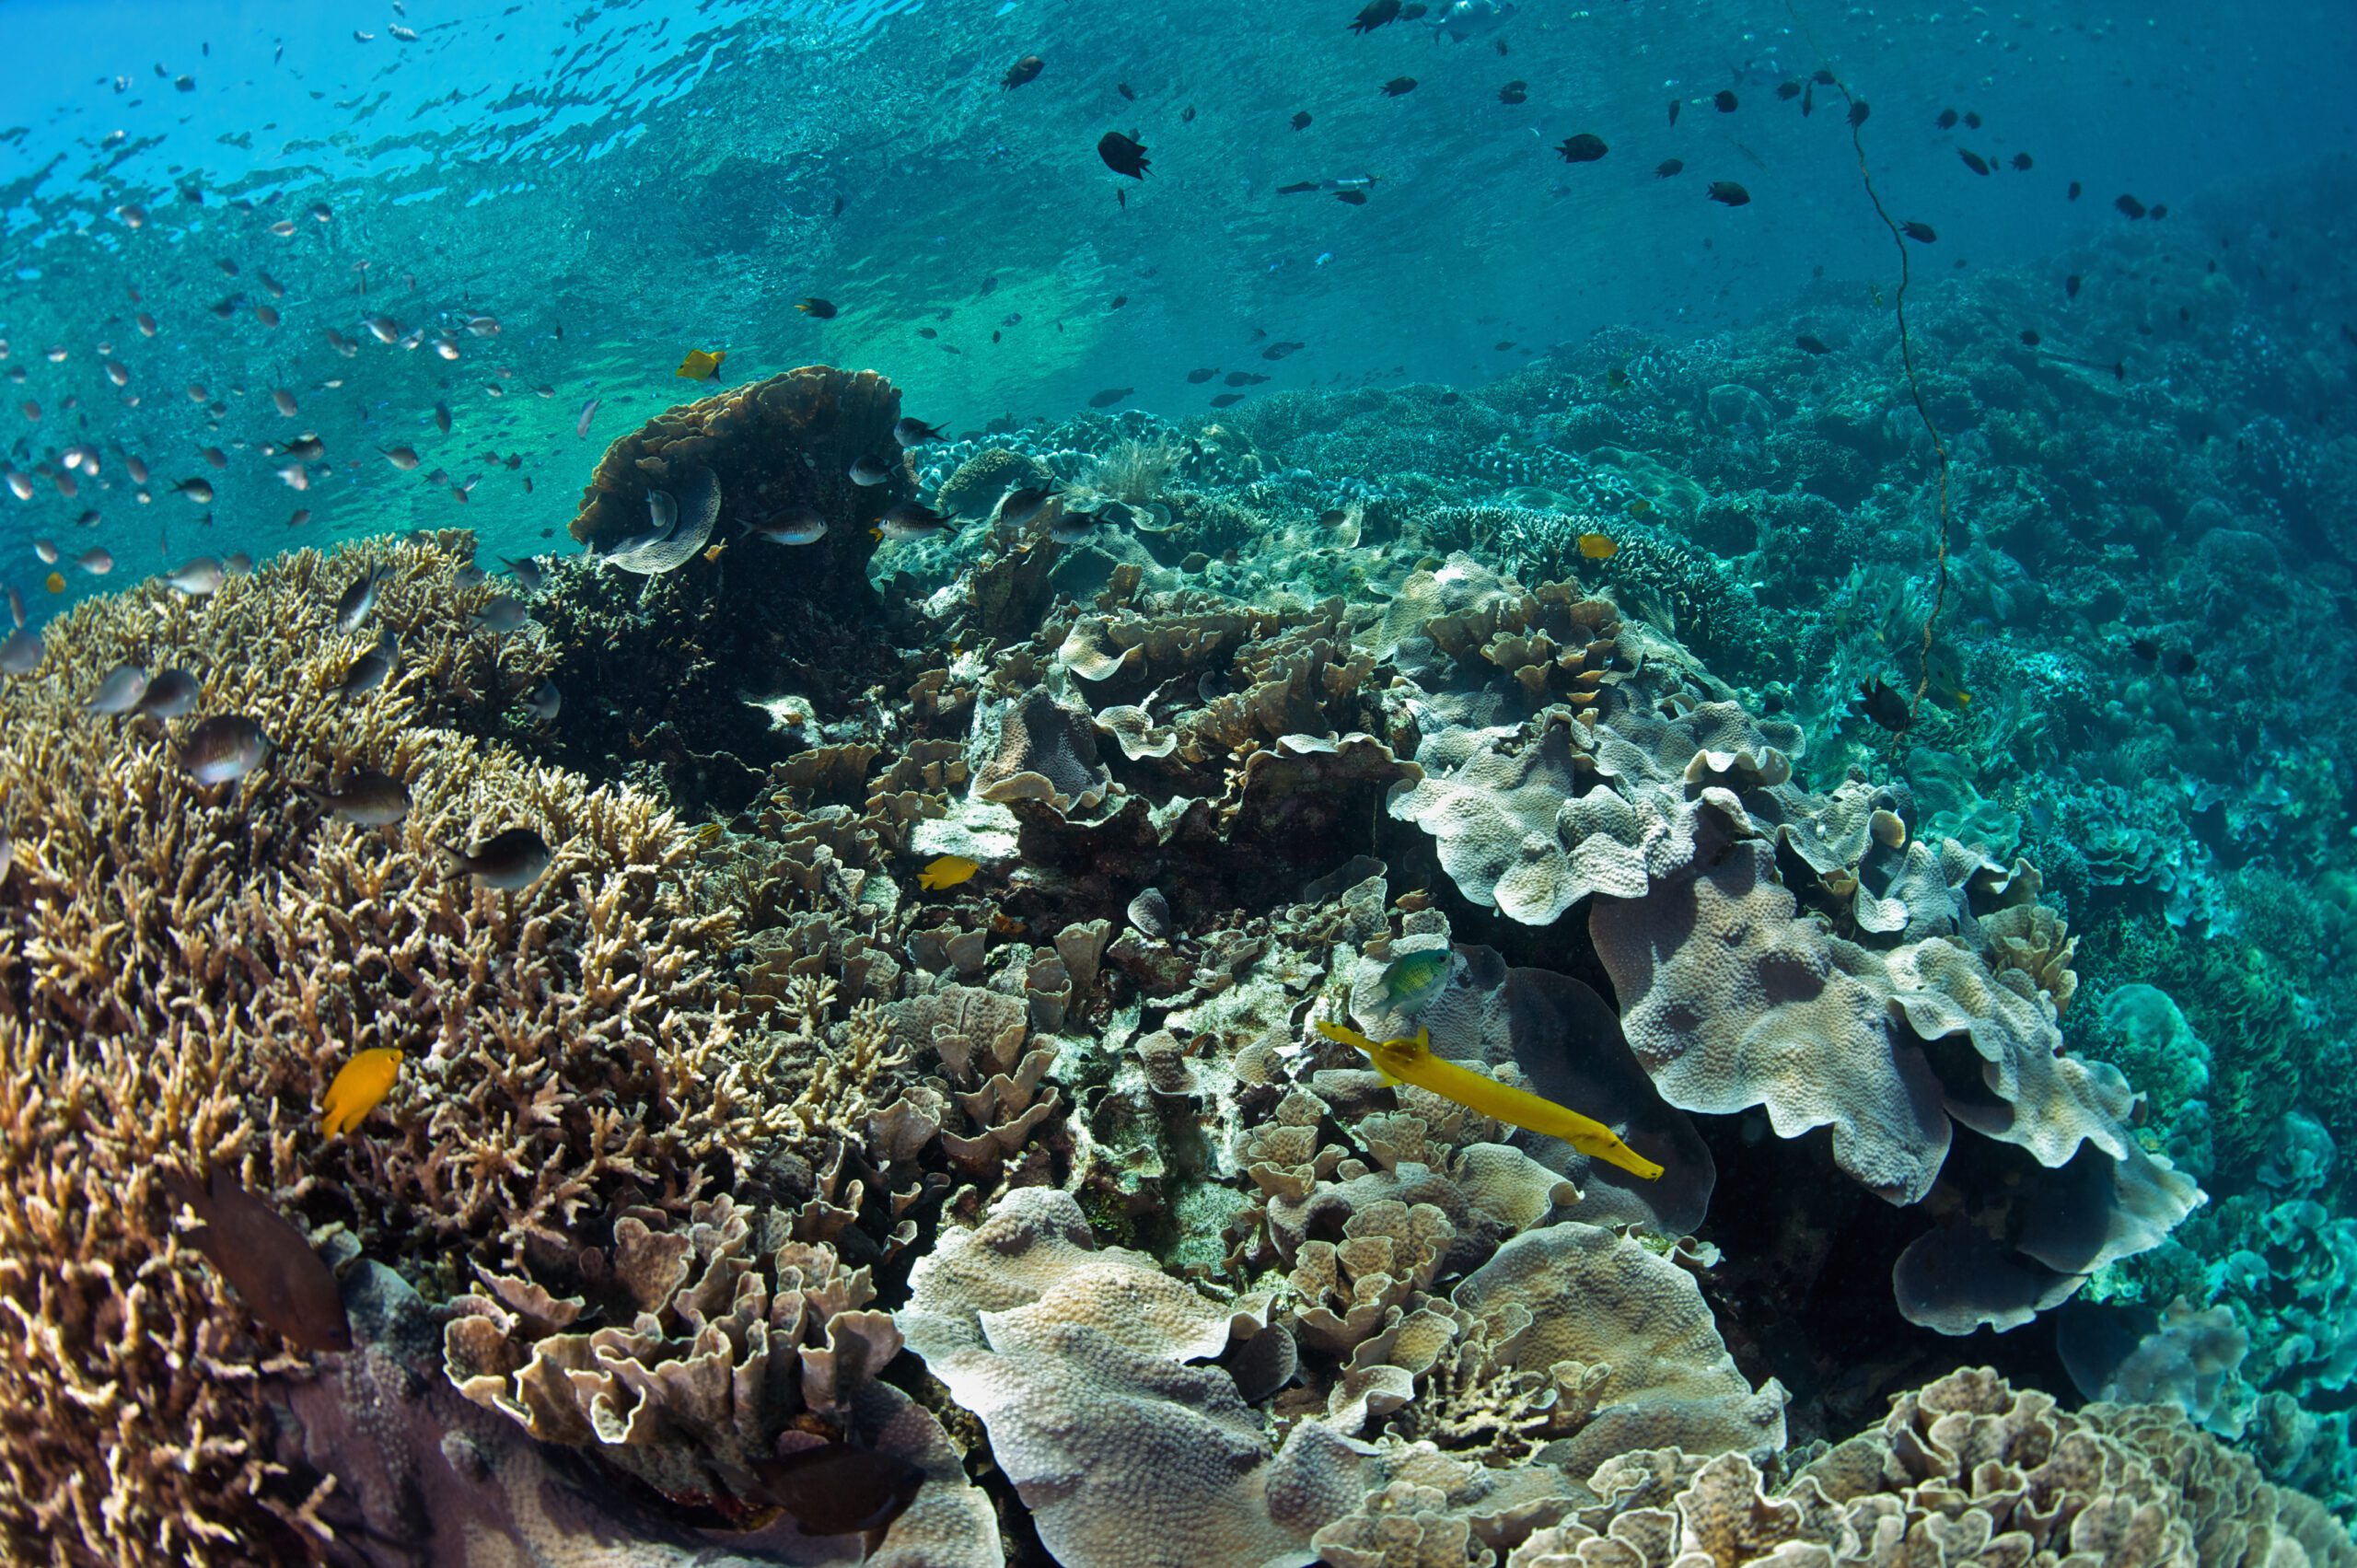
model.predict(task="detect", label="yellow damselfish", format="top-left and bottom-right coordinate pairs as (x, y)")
top-left (320, 1048), bottom-right (402, 1136)
top-left (674, 348), bottom-right (727, 380)
top-left (1316, 1019), bottom-right (1662, 1179)
top-left (917, 854), bottom-right (980, 890)
top-left (1578, 532), bottom-right (1619, 560)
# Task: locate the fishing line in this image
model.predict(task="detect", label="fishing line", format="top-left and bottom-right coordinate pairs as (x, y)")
top-left (1780, 2), bottom-right (1953, 728)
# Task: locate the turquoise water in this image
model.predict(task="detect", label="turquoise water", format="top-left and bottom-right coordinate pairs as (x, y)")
top-left (8, 0), bottom-right (2357, 1560)
top-left (4, 0), bottom-right (2349, 592)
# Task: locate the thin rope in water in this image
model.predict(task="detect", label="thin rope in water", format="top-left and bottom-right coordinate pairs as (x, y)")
top-left (1780, 5), bottom-right (1953, 728)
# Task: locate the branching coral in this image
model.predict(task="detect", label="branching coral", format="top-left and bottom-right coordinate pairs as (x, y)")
top-left (0, 534), bottom-right (767, 1562)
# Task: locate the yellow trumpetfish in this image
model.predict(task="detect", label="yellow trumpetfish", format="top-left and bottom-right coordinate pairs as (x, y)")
top-left (1317, 1020), bottom-right (1663, 1180)
top-left (321, 1048), bottom-right (402, 1136)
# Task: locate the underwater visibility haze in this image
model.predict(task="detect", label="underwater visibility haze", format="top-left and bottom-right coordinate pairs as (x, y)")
top-left (2, 0), bottom-right (2356, 1562)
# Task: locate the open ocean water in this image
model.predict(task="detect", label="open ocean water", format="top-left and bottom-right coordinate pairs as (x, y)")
top-left (3, 0), bottom-right (2356, 1563)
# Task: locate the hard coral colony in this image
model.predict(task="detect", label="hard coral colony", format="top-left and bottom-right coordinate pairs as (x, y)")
top-left (0, 2), bottom-right (2351, 1566)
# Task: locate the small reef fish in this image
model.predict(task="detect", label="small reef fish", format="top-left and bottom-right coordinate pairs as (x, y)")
top-left (995, 483), bottom-right (1058, 527)
top-left (1348, 0), bottom-right (1400, 31)
top-left (446, 827), bottom-right (552, 889)
top-left (85, 664), bottom-right (149, 714)
top-left (1382, 76), bottom-right (1418, 97)
top-left (1291, 110), bottom-right (1312, 130)
top-left (1002, 53), bottom-right (1044, 90)
top-left (1316, 1020), bottom-right (1664, 1179)
top-left (1851, 677), bottom-right (1911, 733)
top-left (1707, 181), bottom-right (1750, 206)
top-left (796, 297), bottom-right (838, 319)
top-left (1578, 532), bottom-right (1617, 560)
top-left (167, 557), bottom-right (226, 596)
top-left (1794, 333), bottom-right (1831, 354)
top-left (1499, 79), bottom-right (1527, 104)
top-left (320, 1049), bottom-right (402, 1135)
top-left (522, 679), bottom-right (562, 721)
top-left (1097, 132), bottom-right (1149, 179)
top-left (1901, 221), bottom-right (1936, 243)
top-left (504, 556), bottom-right (545, 593)
top-left (576, 397), bottom-right (599, 438)
top-left (182, 714), bottom-right (273, 784)
top-left (333, 564), bottom-right (389, 633)
top-left (746, 505), bottom-right (829, 545)
top-left (381, 446), bottom-right (421, 470)
top-left (0, 628), bottom-right (40, 676)
top-left (173, 477), bottom-right (215, 504)
top-left (161, 1167), bottom-right (353, 1354)
top-left (137, 668), bottom-right (201, 719)
top-left (1378, 948), bottom-right (1453, 1013)
top-left (893, 417), bottom-right (946, 447)
top-left (336, 630), bottom-right (401, 702)
top-left (879, 502), bottom-right (951, 541)
top-left (1556, 134), bottom-right (1607, 164)
top-left (300, 769), bottom-right (411, 826)
top-left (746, 1444), bottom-right (925, 1539)
top-left (43, 572), bottom-right (63, 594)
top-left (918, 854), bottom-right (980, 890)
top-left (1050, 510), bottom-right (1107, 545)
top-left (469, 596), bottom-right (529, 634)
top-left (675, 348), bottom-right (727, 380)
top-left (1655, 158), bottom-right (1684, 179)
top-left (848, 454), bottom-right (896, 487)
top-left (32, 540), bottom-right (57, 564)
top-left (1713, 89), bottom-right (1738, 112)
top-left (1088, 387), bottom-right (1134, 408)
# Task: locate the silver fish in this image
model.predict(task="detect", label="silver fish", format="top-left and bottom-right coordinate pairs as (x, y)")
top-left (503, 556), bottom-right (544, 593)
top-left (6, 586), bottom-right (22, 629)
top-left (522, 679), bottom-right (561, 721)
top-left (167, 557), bottom-right (225, 596)
top-left (892, 417), bottom-right (946, 448)
top-left (745, 505), bottom-right (828, 546)
top-left (137, 668), bottom-right (202, 718)
top-left (878, 502), bottom-right (951, 541)
top-left (182, 714), bottom-right (273, 784)
top-left (85, 664), bottom-right (150, 714)
top-left (453, 563), bottom-right (487, 591)
top-left (301, 769), bottom-right (410, 826)
top-left (848, 454), bottom-right (895, 486)
top-left (0, 628), bottom-right (41, 676)
top-left (470, 596), bottom-right (528, 634)
top-left (381, 446), bottom-right (420, 470)
top-left (173, 478), bottom-right (215, 504)
top-left (334, 564), bottom-right (389, 633)
top-left (32, 539), bottom-right (57, 564)
top-left (446, 827), bottom-right (552, 889)
top-left (226, 553), bottom-right (253, 576)
top-left (75, 548), bottom-right (113, 576)
top-left (1050, 511), bottom-right (1105, 545)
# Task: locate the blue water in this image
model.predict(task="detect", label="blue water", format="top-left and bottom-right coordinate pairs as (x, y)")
top-left (3, 0), bottom-right (2350, 596)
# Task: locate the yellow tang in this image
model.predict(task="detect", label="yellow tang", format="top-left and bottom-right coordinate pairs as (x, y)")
top-left (1317, 1019), bottom-right (1662, 1179)
top-left (1577, 532), bottom-right (1619, 560)
top-left (674, 348), bottom-right (727, 380)
top-left (918, 854), bottom-right (980, 891)
top-left (320, 1048), bottom-right (402, 1136)
top-left (43, 571), bottom-right (64, 593)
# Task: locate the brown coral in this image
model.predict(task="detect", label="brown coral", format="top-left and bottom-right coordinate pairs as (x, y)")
top-left (0, 535), bottom-right (761, 1563)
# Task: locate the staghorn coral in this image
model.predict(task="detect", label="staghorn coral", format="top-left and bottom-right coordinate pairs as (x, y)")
top-left (0, 534), bottom-right (771, 1565)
